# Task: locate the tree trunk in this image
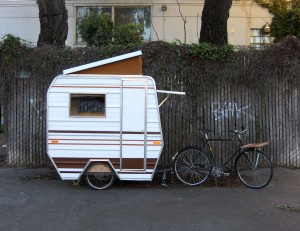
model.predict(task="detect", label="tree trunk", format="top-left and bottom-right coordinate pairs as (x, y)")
top-left (37, 0), bottom-right (68, 47)
top-left (199, 0), bottom-right (232, 45)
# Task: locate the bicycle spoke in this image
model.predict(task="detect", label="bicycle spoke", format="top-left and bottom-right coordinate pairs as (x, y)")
top-left (174, 147), bottom-right (211, 186)
top-left (236, 150), bottom-right (273, 189)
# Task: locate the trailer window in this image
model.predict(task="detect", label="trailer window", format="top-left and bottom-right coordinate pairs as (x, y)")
top-left (70, 94), bottom-right (105, 117)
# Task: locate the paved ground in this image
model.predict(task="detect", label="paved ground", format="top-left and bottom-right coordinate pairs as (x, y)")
top-left (1, 134), bottom-right (300, 230)
top-left (0, 166), bottom-right (299, 231)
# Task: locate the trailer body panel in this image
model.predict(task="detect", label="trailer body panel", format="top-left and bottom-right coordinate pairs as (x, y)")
top-left (47, 75), bottom-right (163, 181)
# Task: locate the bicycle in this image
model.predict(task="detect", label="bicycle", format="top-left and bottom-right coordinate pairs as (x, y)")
top-left (173, 128), bottom-right (273, 189)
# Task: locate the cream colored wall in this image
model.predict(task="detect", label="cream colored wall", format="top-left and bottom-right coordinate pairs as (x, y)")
top-left (229, 1), bottom-right (273, 45)
top-left (151, 0), bottom-right (272, 45)
top-left (0, 1), bottom-right (40, 44)
top-left (152, 2), bottom-right (203, 43)
top-left (0, 0), bottom-right (273, 46)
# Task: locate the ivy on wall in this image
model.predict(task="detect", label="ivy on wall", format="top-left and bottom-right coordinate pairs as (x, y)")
top-left (0, 34), bottom-right (299, 101)
top-left (255, 0), bottom-right (300, 42)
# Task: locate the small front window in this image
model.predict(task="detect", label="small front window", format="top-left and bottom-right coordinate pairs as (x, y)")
top-left (70, 94), bottom-right (105, 117)
top-left (250, 29), bottom-right (271, 49)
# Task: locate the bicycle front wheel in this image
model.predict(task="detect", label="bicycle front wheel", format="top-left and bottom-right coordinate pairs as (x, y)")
top-left (235, 149), bottom-right (273, 189)
top-left (173, 147), bottom-right (212, 186)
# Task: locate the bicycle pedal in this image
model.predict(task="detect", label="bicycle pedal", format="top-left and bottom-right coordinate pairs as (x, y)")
top-left (223, 172), bottom-right (230, 177)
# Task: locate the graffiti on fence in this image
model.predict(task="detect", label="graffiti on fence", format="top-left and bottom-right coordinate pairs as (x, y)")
top-left (212, 102), bottom-right (255, 121)
top-left (30, 99), bottom-right (45, 120)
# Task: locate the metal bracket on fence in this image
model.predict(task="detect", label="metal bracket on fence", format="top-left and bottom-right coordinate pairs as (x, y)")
top-left (158, 95), bottom-right (169, 108)
top-left (157, 90), bottom-right (186, 108)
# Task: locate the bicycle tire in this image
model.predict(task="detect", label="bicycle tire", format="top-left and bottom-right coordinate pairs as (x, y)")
top-left (85, 162), bottom-right (115, 190)
top-left (235, 149), bottom-right (273, 189)
top-left (173, 146), bottom-right (212, 186)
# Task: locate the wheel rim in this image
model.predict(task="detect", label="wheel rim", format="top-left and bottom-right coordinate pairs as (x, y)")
top-left (236, 150), bottom-right (272, 189)
top-left (174, 148), bottom-right (211, 186)
top-left (86, 163), bottom-right (115, 190)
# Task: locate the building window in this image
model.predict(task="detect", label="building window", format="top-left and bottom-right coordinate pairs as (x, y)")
top-left (114, 7), bottom-right (151, 42)
top-left (76, 6), bottom-right (151, 43)
top-left (250, 29), bottom-right (271, 48)
top-left (70, 94), bottom-right (105, 117)
top-left (76, 7), bottom-right (112, 43)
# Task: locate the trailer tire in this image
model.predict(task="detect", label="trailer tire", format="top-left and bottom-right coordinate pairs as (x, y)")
top-left (85, 162), bottom-right (115, 190)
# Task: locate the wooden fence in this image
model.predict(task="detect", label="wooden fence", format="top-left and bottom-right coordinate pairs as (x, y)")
top-left (5, 74), bottom-right (50, 166)
top-left (1, 39), bottom-right (300, 168)
top-left (3, 72), bottom-right (300, 168)
top-left (158, 78), bottom-right (300, 168)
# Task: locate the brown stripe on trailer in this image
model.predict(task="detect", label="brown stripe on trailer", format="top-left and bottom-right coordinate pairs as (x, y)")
top-left (56, 163), bottom-right (87, 168)
top-left (60, 170), bottom-right (152, 174)
top-left (102, 158), bottom-right (157, 169)
top-left (118, 172), bottom-right (153, 174)
top-left (53, 157), bottom-right (89, 168)
top-left (52, 85), bottom-right (121, 88)
top-left (53, 157), bottom-right (89, 163)
top-left (52, 85), bottom-right (154, 90)
top-left (60, 171), bottom-right (82, 173)
top-left (48, 130), bottom-right (161, 135)
top-left (49, 130), bottom-right (120, 134)
top-left (49, 143), bottom-right (161, 146)
top-left (122, 86), bottom-right (155, 89)
top-left (49, 138), bottom-right (161, 142)
top-left (53, 157), bottom-right (157, 170)
top-left (122, 158), bottom-right (145, 169)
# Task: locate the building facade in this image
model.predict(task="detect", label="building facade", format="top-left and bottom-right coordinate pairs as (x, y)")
top-left (0, 0), bottom-right (273, 46)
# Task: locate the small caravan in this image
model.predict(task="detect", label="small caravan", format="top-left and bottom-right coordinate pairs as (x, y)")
top-left (47, 51), bottom-right (184, 189)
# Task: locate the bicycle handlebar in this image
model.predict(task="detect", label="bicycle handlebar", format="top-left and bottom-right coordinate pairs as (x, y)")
top-left (228, 128), bottom-right (248, 135)
top-left (199, 127), bottom-right (248, 140)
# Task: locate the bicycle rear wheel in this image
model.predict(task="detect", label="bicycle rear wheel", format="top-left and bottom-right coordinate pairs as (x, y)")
top-left (173, 147), bottom-right (212, 186)
top-left (235, 149), bottom-right (273, 189)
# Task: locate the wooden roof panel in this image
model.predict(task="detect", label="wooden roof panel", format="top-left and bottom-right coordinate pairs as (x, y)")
top-left (63, 51), bottom-right (142, 75)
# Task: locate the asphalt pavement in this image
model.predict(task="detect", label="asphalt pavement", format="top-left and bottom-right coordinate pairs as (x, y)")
top-left (0, 167), bottom-right (299, 231)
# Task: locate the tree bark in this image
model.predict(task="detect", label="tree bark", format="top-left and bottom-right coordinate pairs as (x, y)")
top-left (199, 0), bottom-right (232, 45)
top-left (37, 0), bottom-right (68, 47)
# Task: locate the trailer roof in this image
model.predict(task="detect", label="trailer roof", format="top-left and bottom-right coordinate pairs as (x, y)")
top-left (63, 51), bottom-right (142, 75)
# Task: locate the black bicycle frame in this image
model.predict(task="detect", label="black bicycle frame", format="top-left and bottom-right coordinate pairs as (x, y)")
top-left (199, 138), bottom-right (244, 167)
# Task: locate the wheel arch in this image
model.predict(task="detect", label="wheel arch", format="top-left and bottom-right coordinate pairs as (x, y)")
top-left (79, 159), bottom-right (119, 180)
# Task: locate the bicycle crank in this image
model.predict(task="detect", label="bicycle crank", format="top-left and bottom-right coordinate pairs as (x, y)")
top-left (211, 167), bottom-right (230, 177)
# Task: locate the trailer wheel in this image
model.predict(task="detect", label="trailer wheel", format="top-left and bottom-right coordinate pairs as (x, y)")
top-left (85, 162), bottom-right (115, 190)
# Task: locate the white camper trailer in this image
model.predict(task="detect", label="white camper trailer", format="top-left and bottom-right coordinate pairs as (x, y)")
top-left (47, 51), bottom-right (184, 189)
